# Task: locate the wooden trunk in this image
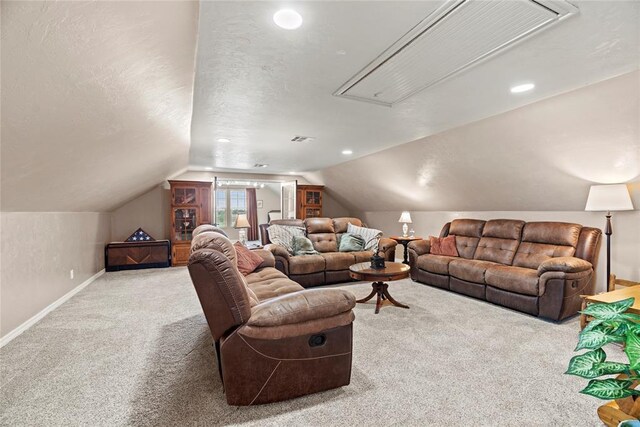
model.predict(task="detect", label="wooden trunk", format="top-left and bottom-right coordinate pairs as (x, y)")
top-left (105, 241), bottom-right (171, 271)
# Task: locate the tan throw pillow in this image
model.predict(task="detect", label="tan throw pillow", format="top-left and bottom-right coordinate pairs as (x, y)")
top-left (234, 242), bottom-right (265, 276)
top-left (429, 236), bottom-right (459, 257)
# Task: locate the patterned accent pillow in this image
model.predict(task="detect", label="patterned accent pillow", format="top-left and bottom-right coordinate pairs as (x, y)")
top-left (267, 224), bottom-right (306, 254)
top-left (234, 242), bottom-right (265, 275)
top-left (429, 236), bottom-right (459, 257)
top-left (347, 223), bottom-right (382, 252)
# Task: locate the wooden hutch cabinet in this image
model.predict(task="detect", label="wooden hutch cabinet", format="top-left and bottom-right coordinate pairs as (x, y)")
top-left (296, 185), bottom-right (324, 219)
top-left (169, 180), bottom-right (212, 266)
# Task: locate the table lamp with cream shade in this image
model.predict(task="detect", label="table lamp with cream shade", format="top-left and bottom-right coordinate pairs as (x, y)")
top-left (585, 184), bottom-right (634, 285)
top-left (398, 211), bottom-right (412, 237)
top-left (233, 213), bottom-right (251, 245)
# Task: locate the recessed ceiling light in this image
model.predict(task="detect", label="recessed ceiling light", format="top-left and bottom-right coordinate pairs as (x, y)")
top-left (273, 9), bottom-right (302, 30)
top-left (342, 149), bottom-right (353, 155)
top-left (288, 171), bottom-right (296, 175)
top-left (204, 167), bottom-right (213, 170)
top-left (510, 83), bottom-right (535, 93)
top-left (217, 138), bottom-right (230, 143)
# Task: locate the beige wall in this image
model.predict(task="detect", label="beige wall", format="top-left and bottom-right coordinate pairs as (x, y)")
top-left (111, 185), bottom-right (170, 242)
top-left (0, 212), bottom-right (111, 337)
top-left (306, 71), bottom-right (640, 213)
top-left (358, 209), bottom-right (640, 293)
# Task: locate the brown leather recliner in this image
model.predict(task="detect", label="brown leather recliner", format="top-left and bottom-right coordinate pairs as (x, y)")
top-left (188, 227), bottom-right (356, 405)
top-left (260, 217), bottom-right (398, 287)
top-left (408, 219), bottom-right (602, 321)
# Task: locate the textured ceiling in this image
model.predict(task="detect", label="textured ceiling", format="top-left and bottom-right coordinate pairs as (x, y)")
top-left (190, 0), bottom-right (640, 174)
top-left (1, 1), bottom-right (198, 212)
top-left (306, 71), bottom-right (640, 212)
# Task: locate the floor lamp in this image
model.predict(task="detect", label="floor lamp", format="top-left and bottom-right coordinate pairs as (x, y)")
top-left (585, 184), bottom-right (634, 287)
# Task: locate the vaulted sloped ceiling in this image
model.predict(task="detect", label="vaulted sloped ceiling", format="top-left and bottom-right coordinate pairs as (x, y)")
top-left (1, 1), bottom-right (198, 212)
top-left (306, 71), bottom-right (640, 213)
top-left (190, 0), bottom-right (639, 174)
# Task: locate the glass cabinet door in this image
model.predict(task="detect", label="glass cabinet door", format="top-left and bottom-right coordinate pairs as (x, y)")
top-left (173, 187), bottom-right (197, 205)
top-left (305, 190), bottom-right (321, 206)
top-left (305, 208), bottom-right (321, 218)
top-left (173, 208), bottom-right (198, 241)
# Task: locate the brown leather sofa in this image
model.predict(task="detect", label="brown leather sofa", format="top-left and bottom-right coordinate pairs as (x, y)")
top-left (260, 217), bottom-right (397, 287)
top-left (408, 219), bottom-right (601, 321)
top-left (187, 226), bottom-right (356, 405)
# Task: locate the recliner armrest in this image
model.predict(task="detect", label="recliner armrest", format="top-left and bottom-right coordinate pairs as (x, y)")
top-left (408, 240), bottom-right (431, 256)
top-left (265, 243), bottom-right (290, 260)
top-left (537, 256), bottom-right (592, 276)
top-left (247, 289), bottom-right (355, 327)
top-left (378, 237), bottom-right (397, 254)
top-left (251, 249), bottom-right (276, 269)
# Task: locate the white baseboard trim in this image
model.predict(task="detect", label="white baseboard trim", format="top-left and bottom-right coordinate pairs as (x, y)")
top-left (0, 269), bottom-right (105, 348)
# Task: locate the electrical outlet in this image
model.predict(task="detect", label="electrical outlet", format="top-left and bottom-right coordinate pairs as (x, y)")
top-left (70, 269), bottom-right (74, 280)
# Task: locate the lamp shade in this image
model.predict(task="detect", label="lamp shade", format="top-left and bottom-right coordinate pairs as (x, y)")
top-left (398, 211), bottom-right (412, 223)
top-left (233, 214), bottom-right (251, 229)
top-left (585, 184), bottom-right (634, 212)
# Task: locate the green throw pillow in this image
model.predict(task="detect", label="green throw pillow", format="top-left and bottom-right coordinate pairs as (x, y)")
top-left (339, 233), bottom-right (365, 252)
top-left (291, 235), bottom-right (318, 255)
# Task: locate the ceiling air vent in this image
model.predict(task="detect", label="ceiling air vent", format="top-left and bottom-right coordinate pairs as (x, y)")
top-left (334, 0), bottom-right (578, 106)
top-left (291, 136), bottom-right (316, 143)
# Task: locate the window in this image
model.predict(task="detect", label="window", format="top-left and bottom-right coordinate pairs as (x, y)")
top-left (215, 189), bottom-right (246, 227)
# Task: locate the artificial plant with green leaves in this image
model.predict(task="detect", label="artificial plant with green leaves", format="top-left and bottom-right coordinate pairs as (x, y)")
top-left (567, 297), bottom-right (640, 401)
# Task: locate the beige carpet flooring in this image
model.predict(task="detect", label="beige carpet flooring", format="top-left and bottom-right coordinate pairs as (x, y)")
top-left (0, 267), bottom-right (620, 426)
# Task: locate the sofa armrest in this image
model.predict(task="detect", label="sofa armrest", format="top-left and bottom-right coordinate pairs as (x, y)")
top-left (252, 249), bottom-right (275, 269)
top-left (378, 237), bottom-right (397, 260)
top-left (265, 243), bottom-right (290, 275)
top-left (537, 256), bottom-right (592, 276)
top-left (408, 240), bottom-right (431, 256)
top-left (247, 288), bottom-right (356, 327)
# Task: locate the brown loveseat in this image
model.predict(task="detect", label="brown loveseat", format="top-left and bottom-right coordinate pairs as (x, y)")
top-left (187, 225), bottom-right (356, 405)
top-left (260, 217), bottom-right (397, 287)
top-left (408, 219), bottom-right (601, 321)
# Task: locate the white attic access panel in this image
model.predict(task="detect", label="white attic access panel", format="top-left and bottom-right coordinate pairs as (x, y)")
top-left (334, 0), bottom-right (579, 106)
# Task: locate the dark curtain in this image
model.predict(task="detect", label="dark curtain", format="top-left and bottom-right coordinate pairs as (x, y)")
top-left (246, 188), bottom-right (259, 241)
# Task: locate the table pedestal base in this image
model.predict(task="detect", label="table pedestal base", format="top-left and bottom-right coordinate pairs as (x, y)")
top-left (356, 281), bottom-right (409, 314)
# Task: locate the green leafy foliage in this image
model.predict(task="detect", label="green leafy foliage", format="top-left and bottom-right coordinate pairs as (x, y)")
top-left (626, 329), bottom-right (640, 371)
top-left (580, 378), bottom-right (638, 400)
top-left (580, 297), bottom-right (635, 320)
top-left (569, 297), bottom-right (640, 402)
top-left (566, 349), bottom-right (606, 378)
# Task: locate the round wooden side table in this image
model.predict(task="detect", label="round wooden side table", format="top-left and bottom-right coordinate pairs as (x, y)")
top-left (349, 262), bottom-right (410, 314)
top-left (389, 236), bottom-right (423, 264)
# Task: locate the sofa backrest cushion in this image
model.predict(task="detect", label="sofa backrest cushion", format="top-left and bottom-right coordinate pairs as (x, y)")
top-left (447, 219), bottom-right (486, 259)
top-left (333, 217), bottom-right (363, 233)
top-left (473, 219), bottom-right (524, 265)
top-left (304, 218), bottom-right (338, 252)
top-left (512, 222), bottom-right (582, 269)
top-left (191, 231), bottom-right (238, 268)
top-left (188, 248), bottom-right (252, 341)
top-left (575, 227), bottom-right (602, 265)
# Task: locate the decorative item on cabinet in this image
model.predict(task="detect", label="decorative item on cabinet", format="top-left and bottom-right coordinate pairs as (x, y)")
top-left (169, 180), bottom-right (212, 266)
top-left (296, 185), bottom-right (324, 219)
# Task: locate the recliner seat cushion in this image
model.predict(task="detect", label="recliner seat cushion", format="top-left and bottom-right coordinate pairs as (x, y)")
top-left (485, 265), bottom-right (539, 296)
top-left (351, 251), bottom-right (374, 263)
top-left (321, 252), bottom-right (356, 271)
top-left (449, 258), bottom-right (497, 283)
top-left (288, 254), bottom-right (326, 275)
top-left (417, 254), bottom-right (457, 275)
